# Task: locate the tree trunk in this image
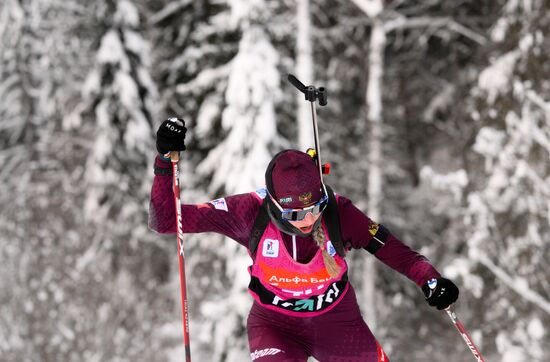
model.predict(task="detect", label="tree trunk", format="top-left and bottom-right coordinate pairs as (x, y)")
top-left (363, 17), bottom-right (386, 332)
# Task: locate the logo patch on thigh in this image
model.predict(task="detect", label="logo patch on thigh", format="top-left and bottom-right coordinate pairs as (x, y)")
top-left (250, 348), bottom-right (284, 360)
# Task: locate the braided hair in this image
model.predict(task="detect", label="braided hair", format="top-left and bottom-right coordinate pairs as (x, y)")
top-left (312, 223), bottom-right (340, 278)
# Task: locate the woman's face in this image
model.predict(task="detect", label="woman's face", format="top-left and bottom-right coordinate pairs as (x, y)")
top-left (288, 211), bottom-right (321, 234)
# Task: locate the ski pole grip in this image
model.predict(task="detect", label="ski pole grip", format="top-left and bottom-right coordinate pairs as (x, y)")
top-left (170, 151), bottom-right (180, 162)
top-left (288, 74), bottom-right (307, 93)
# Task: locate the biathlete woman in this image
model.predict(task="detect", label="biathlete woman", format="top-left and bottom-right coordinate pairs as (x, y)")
top-left (149, 118), bottom-right (459, 361)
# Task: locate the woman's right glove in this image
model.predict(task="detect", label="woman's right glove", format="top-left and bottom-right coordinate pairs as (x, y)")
top-left (156, 117), bottom-right (187, 156)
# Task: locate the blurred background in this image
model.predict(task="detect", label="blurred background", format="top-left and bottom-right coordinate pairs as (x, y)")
top-left (1, 0), bottom-right (549, 361)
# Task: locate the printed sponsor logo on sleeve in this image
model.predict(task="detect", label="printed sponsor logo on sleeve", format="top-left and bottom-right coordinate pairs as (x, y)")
top-left (368, 222), bottom-right (380, 236)
top-left (209, 198), bottom-right (228, 212)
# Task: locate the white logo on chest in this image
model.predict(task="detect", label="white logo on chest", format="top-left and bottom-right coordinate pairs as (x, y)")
top-left (262, 239), bottom-right (279, 258)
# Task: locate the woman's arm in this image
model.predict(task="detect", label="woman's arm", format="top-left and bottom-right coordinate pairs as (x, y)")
top-left (148, 155), bottom-right (260, 247)
top-left (337, 195), bottom-right (441, 287)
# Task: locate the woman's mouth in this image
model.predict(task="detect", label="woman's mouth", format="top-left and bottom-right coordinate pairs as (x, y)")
top-left (300, 225), bottom-right (313, 233)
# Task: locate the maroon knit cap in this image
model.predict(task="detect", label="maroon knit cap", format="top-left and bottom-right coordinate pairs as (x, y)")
top-left (266, 150), bottom-right (323, 209)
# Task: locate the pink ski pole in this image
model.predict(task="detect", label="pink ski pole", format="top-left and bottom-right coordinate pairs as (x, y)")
top-left (170, 151), bottom-right (191, 362)
top-left (445, 307), bottom-right (485, 362)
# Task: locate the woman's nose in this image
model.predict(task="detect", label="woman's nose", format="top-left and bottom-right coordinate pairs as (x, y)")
top-left (303, 212), bottom-right (315, 223)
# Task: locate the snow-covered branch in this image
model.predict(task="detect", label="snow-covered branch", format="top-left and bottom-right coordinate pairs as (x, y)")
top-left (475, 253), bottom-right (550, 316)
top-left (447, 20), bottom-right (488, 45)
top-left (384, 16), bottom-right (487, 45)
top-left (149, 0), bottom-right (192, 25)
top-left (350, 0), bottom-right (487, 45)
top-left (175, 64), bottom-right (231, 95)
top-left (350, 0), bottom-right (383, 18)
top-left (526, 90), bottom-right (550, 113)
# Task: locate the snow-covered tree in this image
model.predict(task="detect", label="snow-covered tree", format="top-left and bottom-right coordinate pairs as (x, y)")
top-left (47, 1), bottom-right (166, 360)
top-left (455, 1), bottom-right (550, 359)
top-left (0, 1), bottom-right (37, 358)
top-left (0, 1), bottom-right (92, 359)
top-left (150, 0), bottom-right (288, 360)
top-left (0, 0), bottom-right (27, 156)
top-left (193, 1), bottom-right (285, 360)
top-left (414, 1), bottom-right (550, 360)
top-left (345, 0), bottom-right (489, 334)
top-left (67, 0), bottom-right (157, 226)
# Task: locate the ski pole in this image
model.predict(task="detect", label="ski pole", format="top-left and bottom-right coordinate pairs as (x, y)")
top-left (287, 74), bottom-right (328, 182)
top-left (170, 151), bottom-right (192, 362)
top-left (309, 98), bottom-right (324, 183)
top-left (445, 306), bottom-right (485, 362)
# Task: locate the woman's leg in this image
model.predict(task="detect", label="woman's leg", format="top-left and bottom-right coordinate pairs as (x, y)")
top-left (247, 304), bottom-right (310, 362)
top-left (311, 316), bottom-right (388, 362)
top-left (310, 287), bottom-right (390, 362)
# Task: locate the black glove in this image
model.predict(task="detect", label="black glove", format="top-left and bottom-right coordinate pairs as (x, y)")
top-left (156, 117), bottom-right (187, 155)
top-left (422, 278), bottom-right (459, 310)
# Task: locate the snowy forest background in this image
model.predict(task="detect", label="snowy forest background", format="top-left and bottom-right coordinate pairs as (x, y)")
top-left (1, 0), bottom-right (549, 361)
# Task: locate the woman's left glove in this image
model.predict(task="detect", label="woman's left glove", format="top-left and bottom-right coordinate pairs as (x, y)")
top-left (422, 277), bottom-right (459, 310)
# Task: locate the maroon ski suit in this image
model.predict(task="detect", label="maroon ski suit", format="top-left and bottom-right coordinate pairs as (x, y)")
top-left (149, 156), bottom-right (441, 361)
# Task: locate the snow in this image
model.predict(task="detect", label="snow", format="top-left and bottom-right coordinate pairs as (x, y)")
top-left (83, 71), bottom-right (101, 99)
top-left (473, 126), bottom-right (507, 160)
top-left (444, 258), bottom-right (484, 298)
top-left (475, 253), bottom-right (550, 315)
top-left (477, 51), bottom-right (519, 104)
top-left (519, 33), bottom-right (534, 53)
top-left (97, 30), bottom-right (126, 66)
top-left (197, 25), bottom-right (280, 194)
top-left (491, 17), bottom-right (509, 43)
top-left (420, 166), bottom-right (468, 202)
top-left (115, 72), bottom-right (139, 110)
top-left (496, 332), bottom-right (525, 362)
top-left (528, 318), bottom-right (545, 340)
top-left (196, 95), bottom-right (222, 138)
top-left (114, 0), bottom-right (140, 28)
top-left (227, 0), bottom-right (265, 26)
top-left (150, 0), bottom-right (193, 25)
top-left (350, 0), bottom-right (383, 18)
top-left (123, 30), bottom-right (147, 59)
top-left (176, 65), bottom-right (231, 95)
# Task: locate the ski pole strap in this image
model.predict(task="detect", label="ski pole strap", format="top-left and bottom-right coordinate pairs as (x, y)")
top-left (154, 166), bottom-right (173, 175)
